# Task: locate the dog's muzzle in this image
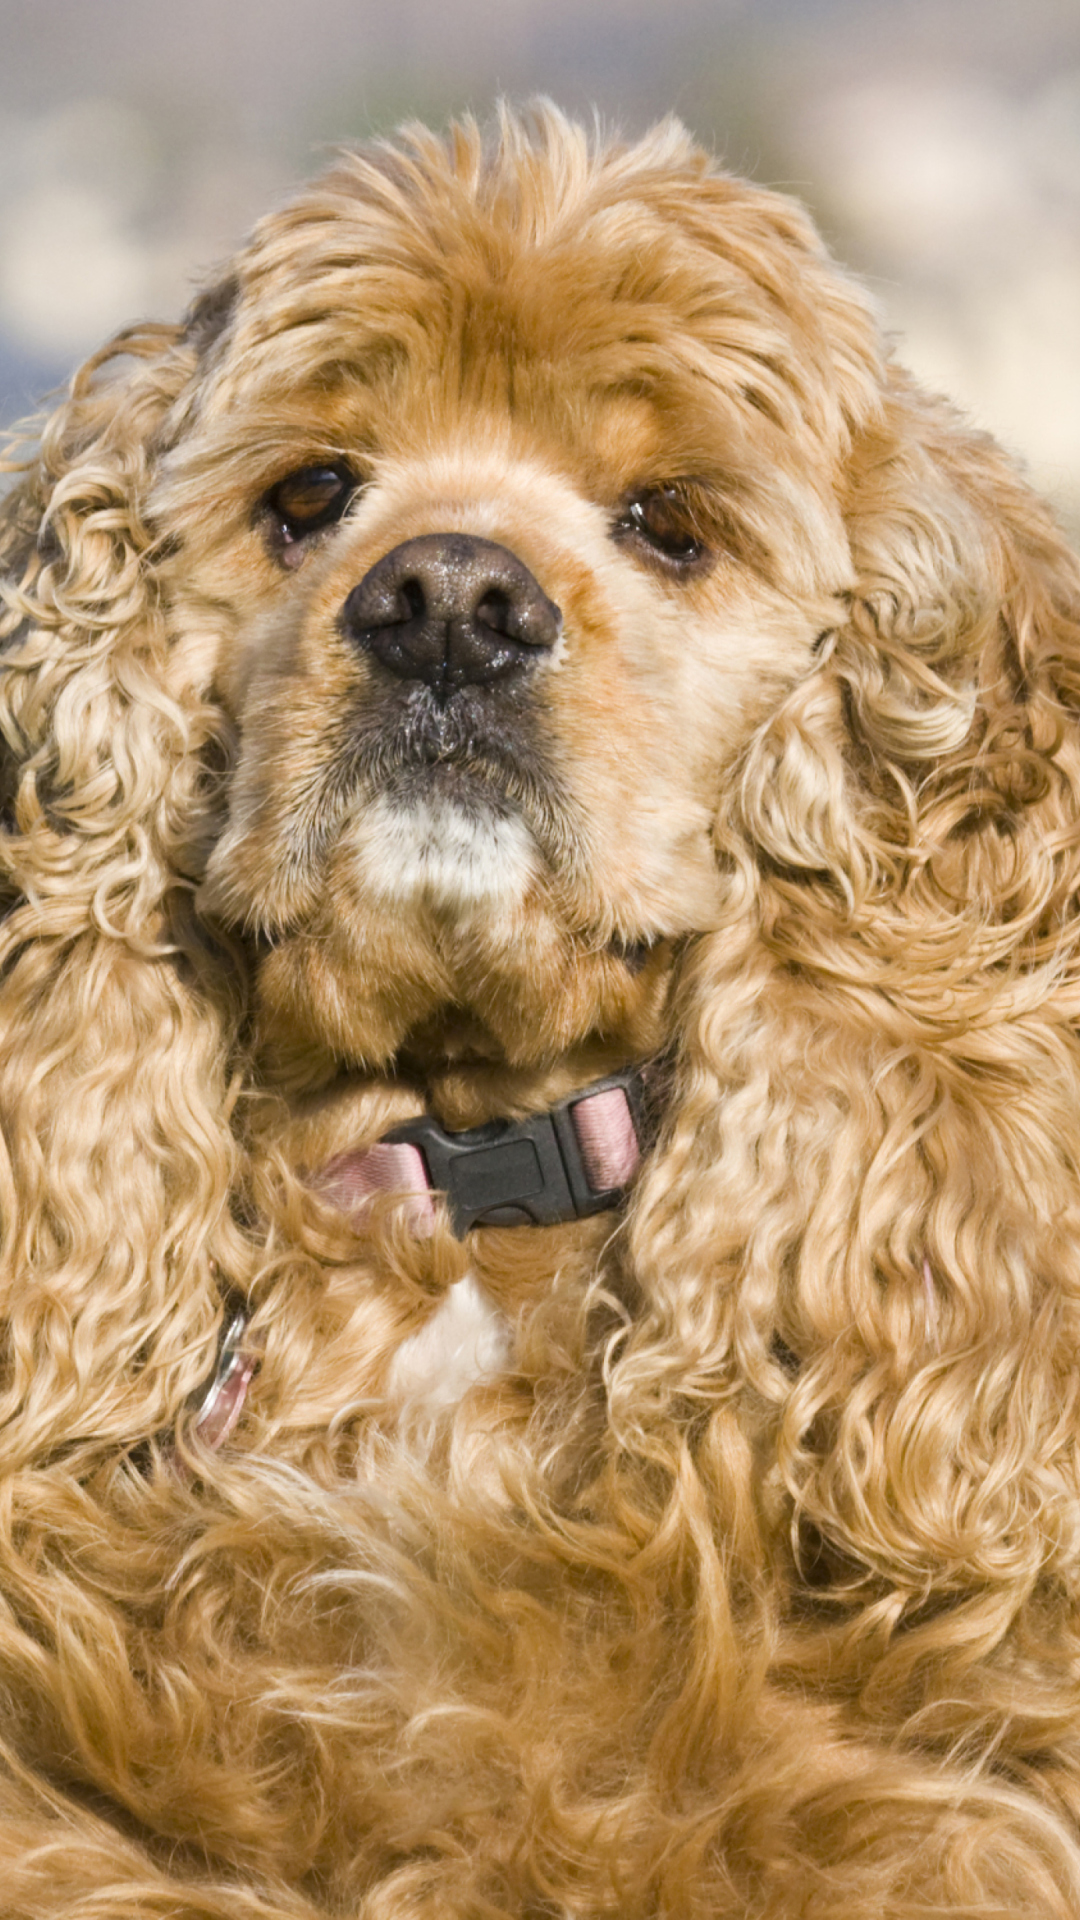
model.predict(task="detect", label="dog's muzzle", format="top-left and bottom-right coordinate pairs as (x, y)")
top-left (339, 533), bottom-right (562, 699)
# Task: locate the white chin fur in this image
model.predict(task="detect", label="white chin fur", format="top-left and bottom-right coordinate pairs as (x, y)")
top-left (351, 793), bottom-right (538, 909)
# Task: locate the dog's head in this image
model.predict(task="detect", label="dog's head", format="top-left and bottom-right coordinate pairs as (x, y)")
top-left (139, 110), bottom-right (886, 1125)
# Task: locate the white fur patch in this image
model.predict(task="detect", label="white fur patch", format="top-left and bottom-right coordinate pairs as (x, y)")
top-left (351, 793), bottom-right (538, 910)
top-left (386, 1273), bottom-right (511, 1415)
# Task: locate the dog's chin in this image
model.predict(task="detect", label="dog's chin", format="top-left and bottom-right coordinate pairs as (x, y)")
top-left (349, 780), bottom-right (540, 914)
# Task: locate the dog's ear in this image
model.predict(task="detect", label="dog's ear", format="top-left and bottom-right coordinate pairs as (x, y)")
top-left (621, 366), bottom-right (1080, 1657)
top-left (0, 322), bottom-right (250, 1457)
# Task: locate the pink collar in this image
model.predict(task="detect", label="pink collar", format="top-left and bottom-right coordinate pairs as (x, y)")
top-left (191, 1065), bottom-right (656, 1450)
top-left (318, 1065), bottom-right (652, 1238)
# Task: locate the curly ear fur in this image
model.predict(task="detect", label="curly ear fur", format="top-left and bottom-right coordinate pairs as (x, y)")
top-left (622, 368), bottom-right (1080, 1749)
top-left (0, 325), bottom-right (255, 1456)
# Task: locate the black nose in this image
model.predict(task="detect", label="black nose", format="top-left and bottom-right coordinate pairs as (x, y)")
top-left (340, 534), bottom-right (562, 696)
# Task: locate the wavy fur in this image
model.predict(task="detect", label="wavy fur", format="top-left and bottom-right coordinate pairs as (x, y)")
top-left (1, 106), bottom-right (1080, 1915)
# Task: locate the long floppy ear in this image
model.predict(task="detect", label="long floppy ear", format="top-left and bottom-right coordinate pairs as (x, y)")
top-left (619, 365), bottom-right (1080, 1669)
top-left (0, 317), bottom-right (253, 1461)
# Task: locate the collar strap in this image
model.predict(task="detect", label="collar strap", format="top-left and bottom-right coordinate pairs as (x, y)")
top-left (190, 1062), bottom-right (658, 1450)
top-left (319, 1063), bottom-right (656, 1238)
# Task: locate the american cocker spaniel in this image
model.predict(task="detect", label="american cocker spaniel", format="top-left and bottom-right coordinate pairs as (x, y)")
top-left (2, 106), bottom-right (1080, 1918)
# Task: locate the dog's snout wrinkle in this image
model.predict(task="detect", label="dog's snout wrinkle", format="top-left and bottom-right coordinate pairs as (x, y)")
top-left (341, 533), bottom-right (561, 698)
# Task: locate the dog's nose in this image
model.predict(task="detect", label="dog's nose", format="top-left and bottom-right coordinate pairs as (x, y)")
top-left (340, 534), bottom-right (562, 695)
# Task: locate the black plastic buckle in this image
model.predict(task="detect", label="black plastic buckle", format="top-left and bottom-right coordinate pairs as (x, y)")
top-left (382, 1065), bottom-right (650, 1237)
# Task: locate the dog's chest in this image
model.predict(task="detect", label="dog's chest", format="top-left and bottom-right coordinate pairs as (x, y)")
top-left (385, 1273), bottom-right (512, 1416)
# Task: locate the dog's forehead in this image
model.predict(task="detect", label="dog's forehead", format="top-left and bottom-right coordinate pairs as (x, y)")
top-left (180, 139), bottom-right (878, 470)
top-left (209, 223), bottom-right (732, 421)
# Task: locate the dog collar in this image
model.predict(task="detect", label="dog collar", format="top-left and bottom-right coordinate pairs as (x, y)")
top-left (190, 1305), bottom-right (258, 1451)
top-left (190, 1064), bottom-right (657, 1450)
top-left (318, 1063), bottom-right (655, 1238)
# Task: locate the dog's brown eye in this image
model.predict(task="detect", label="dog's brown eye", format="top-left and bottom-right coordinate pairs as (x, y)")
top-left (617, 488), bottom-right (707, 569)
top-left (265, 463), bottom-right (356, 542)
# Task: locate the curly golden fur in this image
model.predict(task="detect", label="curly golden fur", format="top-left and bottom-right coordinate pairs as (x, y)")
top-left (2, 105), bottom-right (1080, 1916)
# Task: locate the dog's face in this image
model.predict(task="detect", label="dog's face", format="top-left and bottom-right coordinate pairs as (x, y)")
top-left (151, 127), bottom-right (873, 1125)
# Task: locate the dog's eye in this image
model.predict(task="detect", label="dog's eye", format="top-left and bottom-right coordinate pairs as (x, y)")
top-left (616, 488), bottom-right (708, 570)
top-left (265, 463), bottom-right (357, 543)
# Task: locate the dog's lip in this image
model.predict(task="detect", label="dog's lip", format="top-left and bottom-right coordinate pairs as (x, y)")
top-left (338, 681), bottom-right (558, 811)
top-left (410, 712), bottom-right (506, 770)
top-left (386, 758), bottom-right (518, 812)
top-left (384, 682), bottom-right (530, 759)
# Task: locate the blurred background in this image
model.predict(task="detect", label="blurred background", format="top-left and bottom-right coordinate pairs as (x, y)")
top-left (1, 0), bottom-right (1078, 536)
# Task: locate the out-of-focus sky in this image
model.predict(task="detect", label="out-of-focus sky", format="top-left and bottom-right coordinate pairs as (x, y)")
top-left (2, 0), bottom-right (1078, 535)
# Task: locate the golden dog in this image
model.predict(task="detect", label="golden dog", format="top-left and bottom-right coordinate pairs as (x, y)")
top-left (2, 106), bottom-right (1080, 1916)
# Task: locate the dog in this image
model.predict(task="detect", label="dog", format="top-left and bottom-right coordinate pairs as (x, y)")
top-left (1, 103), bottom-right (1080, 1917)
